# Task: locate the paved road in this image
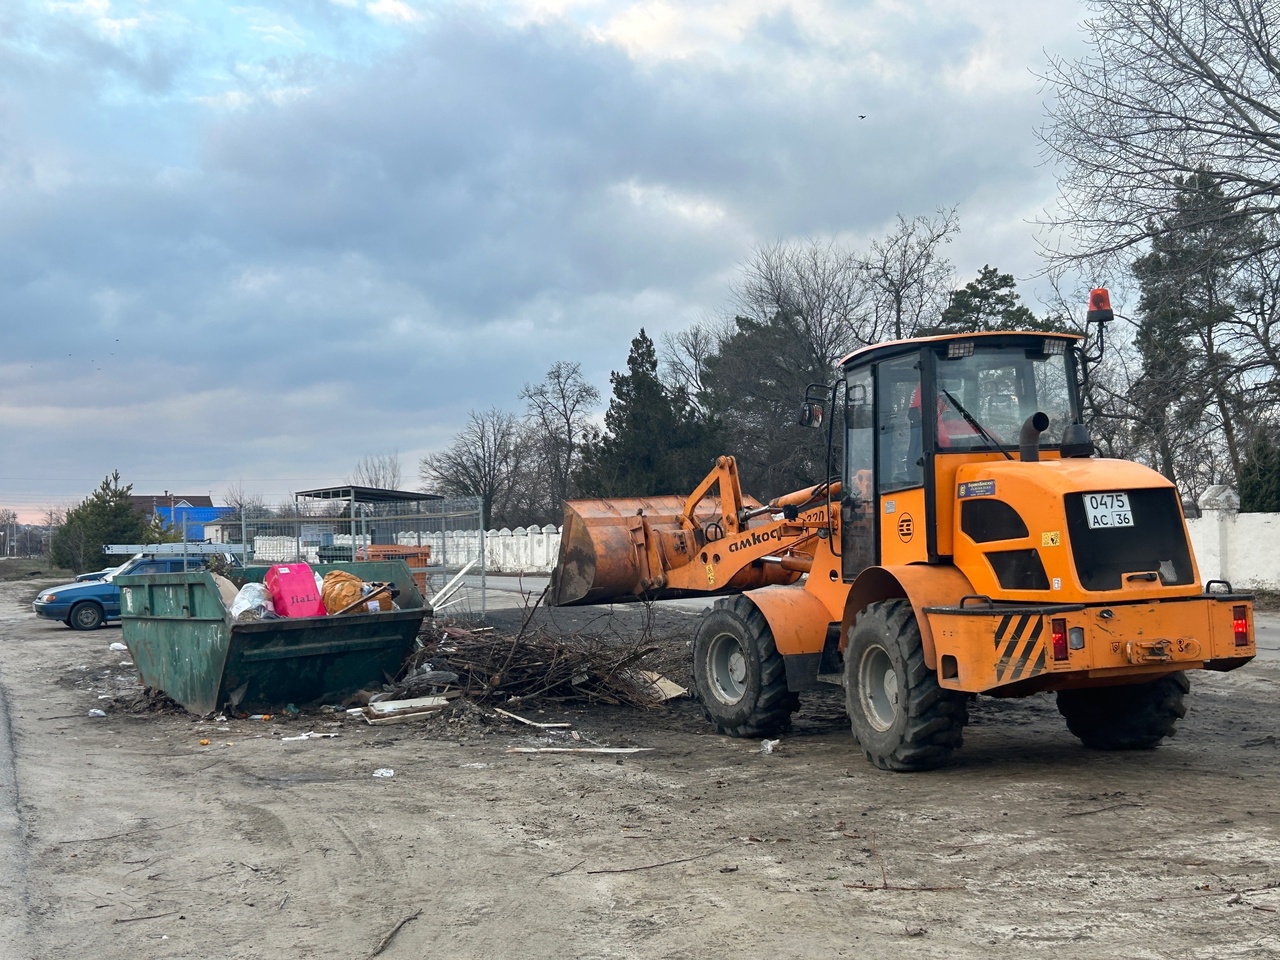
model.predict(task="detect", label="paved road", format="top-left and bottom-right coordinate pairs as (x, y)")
top-left (1254, 611), bottom-right (1279, 663)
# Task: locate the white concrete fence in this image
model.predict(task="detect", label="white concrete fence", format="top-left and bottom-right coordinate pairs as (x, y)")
top-left (247, 525), bottom-right (564, 573)
top-left (243, 488), bottom-right (1280, 589)
top-left (1186, 487), bottom-right (1280, 591)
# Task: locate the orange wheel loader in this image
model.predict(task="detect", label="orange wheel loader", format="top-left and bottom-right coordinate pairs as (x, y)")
top-left (551, 291), bottom-right (1256, 770)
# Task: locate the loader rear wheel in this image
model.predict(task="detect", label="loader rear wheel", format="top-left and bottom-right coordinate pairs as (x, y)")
top-left (693, 597), bottom-right (799, 738)
top-left (844, 600), bottom-right (967, 771)
top-left (1057, 673), bottom-right (1189, 750)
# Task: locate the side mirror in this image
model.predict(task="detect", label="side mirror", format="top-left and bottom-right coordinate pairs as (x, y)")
top-left (798, 401), bottom-right (824, 429)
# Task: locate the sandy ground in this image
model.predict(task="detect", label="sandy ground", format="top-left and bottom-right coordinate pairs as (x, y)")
top-left (2, 577), bottom-right (1280, 959)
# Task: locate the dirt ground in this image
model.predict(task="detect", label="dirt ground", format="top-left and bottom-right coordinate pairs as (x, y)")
top-left (2, 578), bottom-right (1280, 960)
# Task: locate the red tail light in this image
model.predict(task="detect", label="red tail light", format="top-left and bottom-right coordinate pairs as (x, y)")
top-left (1051, 618), bottom-right (1069, 661)
top-left (1234, 605), bottom-right (1250, 647)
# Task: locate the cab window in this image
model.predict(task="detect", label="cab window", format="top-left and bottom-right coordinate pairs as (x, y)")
top-left (877, 353), bottom-right (923, 492)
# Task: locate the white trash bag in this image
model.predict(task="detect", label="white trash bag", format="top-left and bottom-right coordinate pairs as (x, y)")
top-left (230, 582), bottom-right (275, 621)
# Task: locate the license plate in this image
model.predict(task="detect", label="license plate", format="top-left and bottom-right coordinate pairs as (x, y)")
top-left (1084, 492), bottom-right (1133, 529)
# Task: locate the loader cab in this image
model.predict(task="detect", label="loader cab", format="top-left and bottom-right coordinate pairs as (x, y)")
top-left (839, 332), bottom-right (1084, 581)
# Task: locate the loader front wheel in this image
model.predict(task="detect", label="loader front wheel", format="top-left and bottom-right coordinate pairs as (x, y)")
top-left (693, 597), bottom-right (799, 738)
top-left (844, 599), bottom-right (967, 771)
top-left (1057, 673), bottom-right (1189, 750)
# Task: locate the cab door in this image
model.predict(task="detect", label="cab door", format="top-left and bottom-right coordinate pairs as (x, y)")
top-left (842, 365), bottom-right (876, 581)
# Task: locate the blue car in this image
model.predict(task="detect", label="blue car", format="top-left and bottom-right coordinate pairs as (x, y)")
top-left (33, 555), bottom-right (208, 630)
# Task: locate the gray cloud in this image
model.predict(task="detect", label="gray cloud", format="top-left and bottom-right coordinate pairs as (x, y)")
top-left (0, 2), bottom-right (1084, 514)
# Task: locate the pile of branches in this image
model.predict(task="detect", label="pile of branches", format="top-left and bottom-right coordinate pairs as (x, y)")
top-left (391, 621), bottom-right (666, 708)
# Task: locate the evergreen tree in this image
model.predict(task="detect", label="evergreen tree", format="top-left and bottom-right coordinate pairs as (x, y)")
top-left (699, 311), bottom-right (834, 499)
top-left (576, 330), bottom-right (721, 497)
top-left (51, 471), bottom-right (146, 573)
top-left (937, 266), bottom-right (1043, 331)
top-left (1240, 431), bottom-right (1280, 512)
top-left (1130, 171), bottom-right (1252, 487)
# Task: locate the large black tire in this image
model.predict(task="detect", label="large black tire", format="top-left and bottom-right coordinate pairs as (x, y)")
top-left (1057, 673), bottom-right (1189, 750)
top-left (844, 599), bottom-right (968, 771)
top-left (68, 602), bottom-right (104, 631)
top-left (692, 596), bottom-right (799, 738)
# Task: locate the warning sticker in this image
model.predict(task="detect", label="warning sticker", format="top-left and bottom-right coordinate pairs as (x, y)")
top-left (1041, 531), bottom-right (1061, 547)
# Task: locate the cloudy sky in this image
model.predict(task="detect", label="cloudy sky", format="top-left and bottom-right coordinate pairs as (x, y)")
top-left (0, 0), bottom-right (1090, 519)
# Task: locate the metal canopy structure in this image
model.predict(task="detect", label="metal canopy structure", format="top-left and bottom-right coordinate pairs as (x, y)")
top-left (294, 485), bottom-right (443, 505)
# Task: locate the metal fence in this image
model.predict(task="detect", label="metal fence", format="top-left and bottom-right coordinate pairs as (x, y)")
top-left (205, 495), bottom-right (488, 618)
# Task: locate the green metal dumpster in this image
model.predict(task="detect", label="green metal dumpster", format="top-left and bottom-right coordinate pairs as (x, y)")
top-left (118, 561), bottom-right (430, 716)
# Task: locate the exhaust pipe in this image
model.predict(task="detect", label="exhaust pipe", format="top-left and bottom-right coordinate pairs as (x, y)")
top-left (1019, 412), bottom-right (1050, 462)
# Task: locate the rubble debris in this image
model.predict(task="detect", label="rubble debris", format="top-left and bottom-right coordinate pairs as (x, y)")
top-left (115, 687), bottom-right (186, 715)
top-left (369, 664), bottom-right (459, 702)
top-left (347, 694), bottom-right (457, 725)
top-left (637, 671), bottom-right (686, 702)
top-left (403, 620), bottom-right (671, 708)
top-left (492, 707), bottom-right (571, 729)
top-left (372, 768), bottom-right (395, 778)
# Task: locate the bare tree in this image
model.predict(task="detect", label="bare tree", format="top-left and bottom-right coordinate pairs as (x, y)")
top-left (1039, 0), bottom-right (1280, 271)
top-left (351, 452), bottom-right (403, 491)
top-left (0, 509), bottom-right (16, 558)
top-left (419, 408), bottom-right (530, 528)
top-left (519, 362), bottom-right (600, 518)
top-left (221, 483), bottom-right (270, 520)
top-left (860, 208), bottom-right (959, 340)
top-left (660, 318), bottom-right (730, 404)
top-left (734, 238), bottom-right (870, 365)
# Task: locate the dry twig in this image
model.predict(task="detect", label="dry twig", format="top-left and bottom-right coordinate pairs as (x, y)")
top-left (587, 846), bottom-right (728, 875)
top-left (367, 909), bottom-right (422, 959)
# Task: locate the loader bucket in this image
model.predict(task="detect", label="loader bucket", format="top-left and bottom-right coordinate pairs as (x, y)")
top-left (551, 496), bottom-right (694, 606)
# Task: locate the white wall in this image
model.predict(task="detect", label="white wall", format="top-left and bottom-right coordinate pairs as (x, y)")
top-left (1187, 507), bottom-right (1280, 591)
top-left (250, 526), bottom-right (565, 573)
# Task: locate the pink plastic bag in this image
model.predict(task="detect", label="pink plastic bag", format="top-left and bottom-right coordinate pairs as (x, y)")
top-left (264, 563), bottom-right (327, 618)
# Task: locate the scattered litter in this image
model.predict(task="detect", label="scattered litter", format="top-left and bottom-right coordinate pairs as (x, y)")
top-left (109, 642), bottom-right (128, 652)
top-left (493, 706), bottom-right (572, 729)
top-left (88, 709), bottom-right (106, 718)
top-left (372, 768), bottom-right (395, 778)
top-left (280, 731), bottom-right (340, 742)
top-left (199, 739), bottom-right (210, 746)
top-left (760, 739), bottom-right (781, 754)
top-left (507, 747), bottom-right (653, 755)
